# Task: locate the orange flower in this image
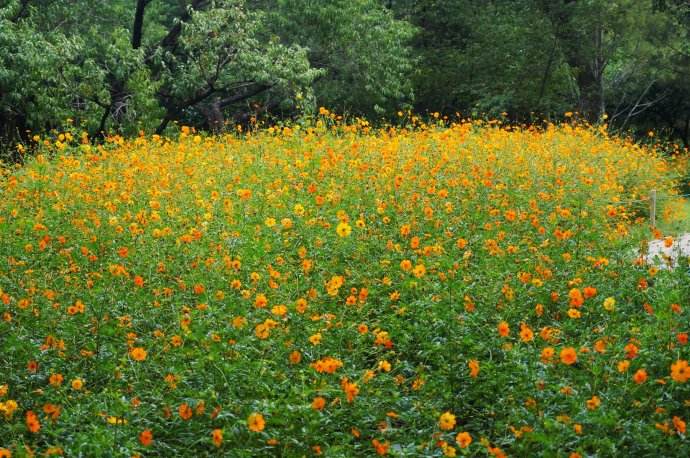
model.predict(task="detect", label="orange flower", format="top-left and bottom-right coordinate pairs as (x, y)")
top-left (568, 288), bottom-right (584, 307)
top-left (129, 347), bottom-right (147, 361)
top-left (497, 321), bottom-right (510, 337)
top-left (311, 396), bottom-right (326, 411)
top-left (468, 359), bottom-right (479, 378)
top-left (311, 357), bottom-right (343, 374)
top-left (671, 359), bottom-right (690, 383)
top-left (488, 445), bottom-right (506, 458)
top-left (519, 323), bottom-right (534, 342)
top-left (139, 429), bottom-right (153, 446)
top-left (341, 378), bottom-right (359, 402)
top-left (541, 347), bottom-right (555, 363)
top-left (212, 428), bottom-right (223, 447)
top-left (673, 416), bottom-right (686, 434)
top-left (534, 303), bottom-right (544, 317)
top-left (26, 410), bottom-right (41, 433)
top-left (49, 373), bottom-right (63, 387)
top-left (624, 343), bottom-right (638, 359)
top-left (288, 351), bottom-right (301, 364)
top-left (594, 339), bottom-right (607, 353)
top-left (456, 431), bottom-right (472, 448)
top-left (254, 294), bottom-right (268, 308)
top-left (633, 369), bottom-right (647, 384)
top-left (583, 286), bottom-right (597, 298)
top-left (42, 403), bottom-right (61, 422)
top-left (586, 395), bottom-right (601, 410)
top-left (247, 412), bottom-right (265, 432)
top-left (178, 403), bottom-right (193, 420)
top-left (372, 439), bottom-right (390, 455)
top-left (560, 347), bottom-right (577, 365)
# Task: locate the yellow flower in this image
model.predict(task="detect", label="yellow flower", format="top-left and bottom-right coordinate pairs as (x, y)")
top-left (603, 297), bottom-right (616, 312)
top-left (439, 411), bottom-right (456, 431)
top-left (336, 222), bottom-right (352, 237)
top-left (567, 308), bottom-right (581, 319)
top-left (309, 333), bottom-right (322, 345)
top-left (412, 264), bottom-right (426, 278)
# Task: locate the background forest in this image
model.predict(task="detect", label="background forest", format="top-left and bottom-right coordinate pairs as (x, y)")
top-left (1, 0), bottom-right (689, 148)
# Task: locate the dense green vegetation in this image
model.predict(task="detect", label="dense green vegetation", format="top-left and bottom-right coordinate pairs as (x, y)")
top-left (1, 120), bottom-right (689, 457)
top-left (1, 2), bottom-right (690, 456)
top-left (1, 0), bottom-right (688, 152)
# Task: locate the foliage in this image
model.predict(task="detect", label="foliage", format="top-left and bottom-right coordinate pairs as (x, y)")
top-left (1, 119), bottom-right (689, 456)
top-left (3, 1), bottom-right (689, 147)
top-left (392, 0), bottom-right (690, 142)
top-left (255, 0), bottom-right (416, 116)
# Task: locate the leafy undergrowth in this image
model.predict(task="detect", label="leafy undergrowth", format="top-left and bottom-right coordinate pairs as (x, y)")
top-left (1, 121), bottom-right (690, 457)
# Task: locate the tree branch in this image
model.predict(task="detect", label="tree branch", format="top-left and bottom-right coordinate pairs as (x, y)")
top-left (216, 83), bottom-right (272, 109)
top-left (148, 0), bottom-right (210, 59)
top-left (132, 0), bottom-right (152, 49)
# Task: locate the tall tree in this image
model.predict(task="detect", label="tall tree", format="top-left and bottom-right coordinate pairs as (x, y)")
top-left (254, 0), bottom-right (416, 116)
top-left (0, 0), bottom-right (319, 140)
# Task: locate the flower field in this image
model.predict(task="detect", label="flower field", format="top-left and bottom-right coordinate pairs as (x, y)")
top-left (1, 120), bottom-right (689, 457)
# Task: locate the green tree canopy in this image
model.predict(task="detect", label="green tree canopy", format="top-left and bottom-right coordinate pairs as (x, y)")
top-left (0, 0), bottom-right (414, 144)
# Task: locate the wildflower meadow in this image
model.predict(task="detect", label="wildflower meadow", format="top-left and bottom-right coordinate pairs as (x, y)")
top-left (1, 118), bottom-right (689, 457)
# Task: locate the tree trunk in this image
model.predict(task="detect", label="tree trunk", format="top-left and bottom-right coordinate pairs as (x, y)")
top-left (200, 98), bottom-right (225, 134)
top-left (575, 25), bottom-right (606, 122)
top-left (132, 0), bottom-right (150, 49)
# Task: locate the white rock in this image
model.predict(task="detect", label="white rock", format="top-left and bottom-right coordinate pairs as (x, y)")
top-left (643, 233), bottom-right (690, 269)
